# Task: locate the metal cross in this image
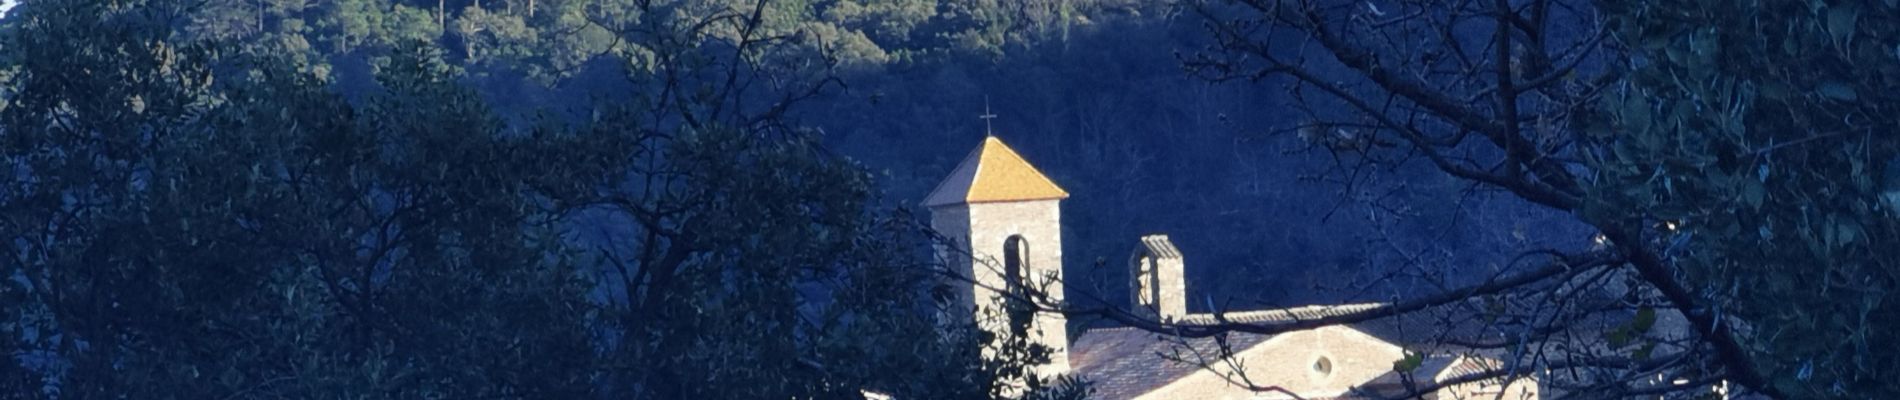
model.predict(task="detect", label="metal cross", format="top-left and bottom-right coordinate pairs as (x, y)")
top-left (979, 97), bottom-right (997, 136)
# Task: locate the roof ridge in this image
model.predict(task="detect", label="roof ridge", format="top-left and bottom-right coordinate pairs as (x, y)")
top-left (1175, 302), bottom-right (1390, 325)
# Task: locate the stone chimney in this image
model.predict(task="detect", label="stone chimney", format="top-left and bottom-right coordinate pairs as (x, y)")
top-left (1131, 234), bottom-right (1187, 321)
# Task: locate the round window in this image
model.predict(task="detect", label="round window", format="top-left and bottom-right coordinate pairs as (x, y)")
top-left (1312, 356), bottom-right (1334, 376)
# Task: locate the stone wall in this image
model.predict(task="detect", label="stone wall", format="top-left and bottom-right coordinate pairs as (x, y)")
top-left (1132, 326), bottom-right (1405, 400)
top-left (931, 199), bottom-right (1072, 376)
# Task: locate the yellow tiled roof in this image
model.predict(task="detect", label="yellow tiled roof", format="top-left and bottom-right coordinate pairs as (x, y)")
top-left (922, 136), bottom-right (1069, 207)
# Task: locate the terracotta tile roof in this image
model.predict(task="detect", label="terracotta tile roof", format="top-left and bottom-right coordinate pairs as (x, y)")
top-left (922, 136), bottom-right (1068, 207)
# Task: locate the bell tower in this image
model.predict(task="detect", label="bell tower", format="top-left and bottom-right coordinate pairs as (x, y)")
top-left (924, 136), bottom-right (1071, 376)
top-left (1131, 234), bottom-right (1187, 322)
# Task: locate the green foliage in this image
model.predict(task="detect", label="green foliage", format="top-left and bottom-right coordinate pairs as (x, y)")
top-left (1392, 351), bottom-right (1424, 373)
top-left (0, 2), bottom-right (600, 395)
top-left (152, 0), bottom-right (1158, 87)
top-left (454, 5), bottom-right (535, 65)
top-left (1602, 307), bottom-right (1656, 350)
top-left (0, 0), bottom-right (1103, 398)
top-left (1595, 0), bottom-right (1900, 397)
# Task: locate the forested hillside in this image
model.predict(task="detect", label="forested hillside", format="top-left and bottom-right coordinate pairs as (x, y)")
top-left (0, 0), bottom-right (1574, 310)
top-left (60, 0), bottom-right (1573, 309)
top-left (10, 0), bottom-right (1898, 398)
top-left (0, 0), bottom-right (1580, 395)
top-left (0, 0), bottom-right (1135, 397)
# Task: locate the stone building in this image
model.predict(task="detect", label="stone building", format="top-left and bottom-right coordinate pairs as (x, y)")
top-left (923, 136), bottom-right (1539, 400)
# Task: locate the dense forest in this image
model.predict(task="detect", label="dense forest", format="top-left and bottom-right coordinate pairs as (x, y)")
top-left (4, 0), bottom-right (1899, 398)
top-left (3, 0), bottom-right (1560, 309)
